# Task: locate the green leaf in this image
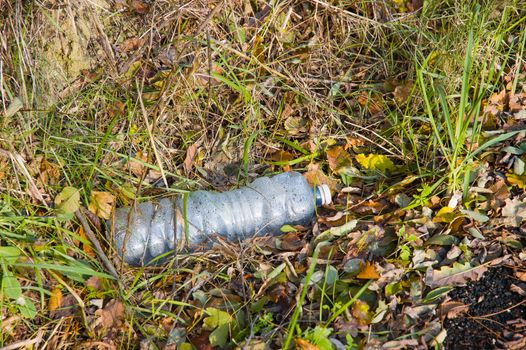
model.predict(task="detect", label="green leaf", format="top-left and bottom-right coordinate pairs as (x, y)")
top-left (514, 157), bottom-right (525, 175)
top-left (304, 326), bottom-right (333, 350)
top-left (0, 246), bottom-right (21, 258)
top-left (266, 263), bottom-right (286, 281)
top-left (203, 308), bottom-right (232, 329)
top-left (425, 234), bottom-right (458, 246)
top-left (209, 323), bottom-right (229, 348)
top-left (1, 273), bottom-right (22, 300)
top-left (0, 247), bottom-right (21, 264)
top-left (459, 209), bottom-right (489, 223)
top-left (55, 186), bottom-right (80, 217)
top-left (17, 296), bottom-right (37, 319)
top-left (280, 225), bottom-right (297, 233)
top-left (423, 286), bottom-right (454, 303)
top-left (385, 282), bottom-right (403, 297)
top-left (178, 343), bottom-right (193, 350)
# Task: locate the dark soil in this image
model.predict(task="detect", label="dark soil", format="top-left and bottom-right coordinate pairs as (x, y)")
top-left (443, 266), bottom-right (526, 350)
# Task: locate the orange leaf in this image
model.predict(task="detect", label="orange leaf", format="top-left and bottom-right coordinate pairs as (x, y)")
top-left (78, 226), bottom-right (95, 258)
top-left (357, 262), bottom-right (380, 279)
top-left (48, 287), bottom-right (62, 312)
top-left (294, 338), bottom-right (320, 350)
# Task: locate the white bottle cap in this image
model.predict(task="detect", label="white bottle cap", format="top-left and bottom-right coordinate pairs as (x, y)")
top-left (318, 184), bottom-right (332, 205)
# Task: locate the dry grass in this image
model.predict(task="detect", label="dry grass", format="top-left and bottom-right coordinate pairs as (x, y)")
top-left (1, 0), bottom-right (525, 349)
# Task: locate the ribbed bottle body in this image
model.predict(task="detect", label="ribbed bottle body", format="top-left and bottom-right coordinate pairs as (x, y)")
top-left (112, 172), bottom-right (319, 266)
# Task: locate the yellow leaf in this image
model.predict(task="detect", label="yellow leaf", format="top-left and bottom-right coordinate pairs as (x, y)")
top-left (351, 299), bottom-right (372, 326)
top-left (506, 173), bottom-right (526, 189)
top-left (88, 191), bottom-right (115, 220)
top-left (48, 287), bottom-right (62, 311)
top-left (355, 154), bottom-right (395, 173)
top-left (356, 262), bottom-right (380, 280)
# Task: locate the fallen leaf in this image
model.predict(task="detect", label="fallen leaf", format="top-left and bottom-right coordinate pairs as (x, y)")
top-left (86, 276), bottom-right (102, 290)
top-left (351, 299), bottom-right (372, 325)
top-left (501, 197), bottom-right (526, 227)
top-left (326, 146), bottom-right (353, 173)
top-left (357, 90), bottom-right (384, 115)
top-left (275, 233), bottom-right (304, 251)
top-left (426, 262), bottom-right (488, 288)
top-left (48, 287), bottom-right (62, 312)
top-left (356, 262), bottom-right (380, 280)
top-left (183, 143), bottom-right (200, 174)
top-left (510, 284), bottom-right (526, 296)
top-left (77, 226), bottom-right (95, 257)
top-left (119, 37), bottom-right (146, 52)
top-left (55, 186), bottom-right (81, 217)
top-left (4, 96), bottom-right (23, 118)
top-left (303, 163), bottom-right (338, 192)
top-left (393, 81), bottom-right (413, 104)
top-left (131, 0), bottom-right (150, 14)
top-left (94, 299), bottom-right (125, 330)
top-left (128, 150), bottom-right (149, 177)
top-left (508, 92), bottom-right (526, 112)
top-left (515, 271), bottom-right (526, 281)
top-left (355, 154), bottom-right (395, 173)
top-left (284, 116), bottom-right (309, 135)
top-left (506, 172), bottom-right (526, 189)
top-left (294, 338), bottom-right (320, 350)
top-left (383, 339), bottom-right (419, 348)
top-left (438, 301), bottom-right (469, 319)
top-left (88, 191), bottom-right (115, 220)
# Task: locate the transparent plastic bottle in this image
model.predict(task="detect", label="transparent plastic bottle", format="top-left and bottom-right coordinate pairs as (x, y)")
top-left (110, 171), bottom-right (331, 266)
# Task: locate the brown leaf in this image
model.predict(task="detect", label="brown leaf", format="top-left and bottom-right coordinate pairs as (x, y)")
top-left (326, 146), bottom-right (353, 173)
top-left (515, 271), bottom-right (526, 282)
top-left (303, 163), bottom-right (338, 192)
top-left (276, 233), bottom-right (304, 251)
top-left (190, 331), bottom-right (213, 350)
top-left (119, 37), bottom-right (146, 53)
top-left (86, 276), bottom-right (102, 290)
top-left (88, 191), bottom-right (116, 220)
top-left (294, 338), bottom-right (320, 350)
top-left (393, 81), bottom-right (413, 104)
top-left (94, 299), bottom-right (125, 330)
top-left (509, 92), bottom-right (526, 113)
top-left (439, 301), bottom-right (469, 319)
top-left (426, 262), bottom-right (488, 288)
top-left (50, 294), bottom-right (78, 319)
top-left (510, 283), bottom-right (526, 296)
top-left (131, 0), bottom-right (150, 14)
top-left (183, 143), bottom-right (200, 174)
top-left (356, 262), bottom-right (380, 280)
top-left (357, 91), bottom-right (384, 115)
top-left (269, 150), bottom-right (295, 163)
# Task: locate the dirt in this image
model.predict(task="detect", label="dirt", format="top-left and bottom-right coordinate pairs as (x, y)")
top-left (443, 266), bottom-right (526, 350)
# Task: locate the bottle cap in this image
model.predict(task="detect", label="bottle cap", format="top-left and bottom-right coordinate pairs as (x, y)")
top-left (316, 184), bottom-right (332, 206)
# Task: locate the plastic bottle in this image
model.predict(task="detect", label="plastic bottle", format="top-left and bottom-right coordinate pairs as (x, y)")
top-left (110, 171), bottom-right (331, 266)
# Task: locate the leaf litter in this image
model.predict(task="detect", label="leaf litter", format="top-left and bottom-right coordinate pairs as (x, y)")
top-left (0, 1), bottom-right (525, 349)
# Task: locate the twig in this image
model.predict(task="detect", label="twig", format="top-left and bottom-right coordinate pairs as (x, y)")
top-left (75, 209), bottom-right (119, 281)
top-left (0, 331), bottom-right (43, 350)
